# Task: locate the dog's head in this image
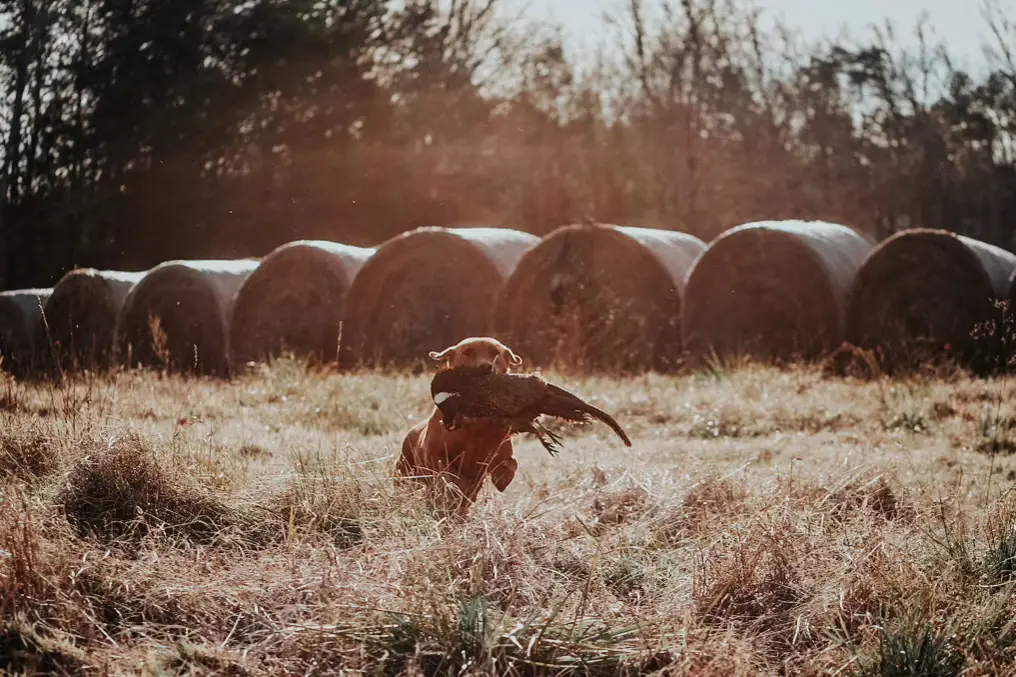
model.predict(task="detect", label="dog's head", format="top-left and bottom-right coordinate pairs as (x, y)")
top-left (428, 336), bottom-right (522, 374)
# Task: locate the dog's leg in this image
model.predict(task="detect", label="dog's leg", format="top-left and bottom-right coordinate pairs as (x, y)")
top-left (489, 456), bottom-right (518, 492)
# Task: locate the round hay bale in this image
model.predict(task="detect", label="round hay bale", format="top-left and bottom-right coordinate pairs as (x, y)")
top-left (230, 240), bottom-right (376, 366)
top-left (0, 288), bottom-right (52, 378)
top-left (38, 268), bottom-right (146, 373)
top-left (492, 224), bottom-right (707, 371)
top-left (683, 220), bottom-right (875, 362)
top-left (1003, 270), bottom-right (1016, 370)
top-left (847, 228), bottom-right (1016, 372)
top-left (115, 259), bottom-right (261, 376)
top-left (340, 227), bottom-right (539, 369)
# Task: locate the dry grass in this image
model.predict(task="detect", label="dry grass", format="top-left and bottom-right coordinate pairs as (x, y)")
top-left (3, 357), bottom-right (1016, 674)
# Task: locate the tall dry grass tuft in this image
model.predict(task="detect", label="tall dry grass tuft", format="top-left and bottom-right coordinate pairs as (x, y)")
top-left (0, 429), bottom-right (59, 482)
top-left (692, 513), bottom-right (809, 658)
top-left (982, 499), bottom-right (1016, 587)
top-left (267, 475), bottom-right (366, 549)
top-left (59, 435), bottom-right (251, 548)
top-left (0, 494), bottom-right (101, 673)
top-left (823, 473), bottom-right (916, 524)
top-left (0, 615), bottom-right (92, 676)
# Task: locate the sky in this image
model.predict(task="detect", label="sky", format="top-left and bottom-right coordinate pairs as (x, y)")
top-left (507, 0), bottom-right (1004, 74)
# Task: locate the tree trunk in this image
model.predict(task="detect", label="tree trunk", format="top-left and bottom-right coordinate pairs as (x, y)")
top-left (2, 1), bottom-right (37, 286)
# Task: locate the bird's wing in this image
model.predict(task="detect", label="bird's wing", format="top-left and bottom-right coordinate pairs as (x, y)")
top-left (487, 372), bottom-right (550, 416)
top-left (431, 364), bottom-right (507, 418)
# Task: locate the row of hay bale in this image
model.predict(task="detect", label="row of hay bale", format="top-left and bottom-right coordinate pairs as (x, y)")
top-left (0, 261), bottom-right (263, 378)
top-left (338, 222), bottom-right (1016, 374)
top-left (2, 221), bottom-right (1016, 379)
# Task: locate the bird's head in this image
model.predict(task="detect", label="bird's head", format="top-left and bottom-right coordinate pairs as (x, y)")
top-left (432, 390), bottom-right (462, 429)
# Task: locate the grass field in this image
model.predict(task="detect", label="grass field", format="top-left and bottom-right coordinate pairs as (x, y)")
top-left (3, 358), bottom-right (1016, 675)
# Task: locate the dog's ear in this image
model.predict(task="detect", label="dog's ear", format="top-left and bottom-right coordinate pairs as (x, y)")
top-left (504, 347), bottom-right (523, 366)
top-left (429, 345), bottom-right (456, 362)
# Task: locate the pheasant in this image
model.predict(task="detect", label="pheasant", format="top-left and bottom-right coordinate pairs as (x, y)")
top-left (430, 363), bottom-right (632, 455)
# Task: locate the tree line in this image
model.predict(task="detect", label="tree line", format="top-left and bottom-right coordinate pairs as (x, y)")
top-left (1, 0), bottom-right (1015, 289)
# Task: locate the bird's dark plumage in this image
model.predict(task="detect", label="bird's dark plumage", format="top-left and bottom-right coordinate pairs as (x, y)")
top-left (430, 364), bottom-right (632, 455)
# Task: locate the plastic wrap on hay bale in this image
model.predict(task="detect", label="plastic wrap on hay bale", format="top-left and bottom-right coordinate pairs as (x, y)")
top-left (115, 259), bottom-right (260, 376)
top-left (0, 288), bottom-right (52, 377)
top-left (683, 220), bottom-right (875, 362)
top-left (38, 268), bottom-right (146, 373)
top-left (230, 240), bottom-right (375, 366)
top-left (340, 227), bottom-right (539, 369)
top-left (492, 223), bottom-right (706, 371)
top-left (847, 228), bottom-right (1016, 373)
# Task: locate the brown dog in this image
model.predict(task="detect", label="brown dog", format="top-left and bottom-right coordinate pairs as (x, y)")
top-left (395, 337), bottom-right (523, 514)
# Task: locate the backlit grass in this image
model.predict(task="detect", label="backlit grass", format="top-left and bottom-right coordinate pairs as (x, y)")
top-left (2, 358), bottom-right (1016, 674)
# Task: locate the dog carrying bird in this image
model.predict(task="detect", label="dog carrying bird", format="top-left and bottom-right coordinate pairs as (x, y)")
top-left (430, 364), bottom-right (632, 455)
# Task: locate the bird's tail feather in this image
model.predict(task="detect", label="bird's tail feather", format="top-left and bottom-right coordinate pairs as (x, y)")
top-left (544, 384), bottom-right (633, 447)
